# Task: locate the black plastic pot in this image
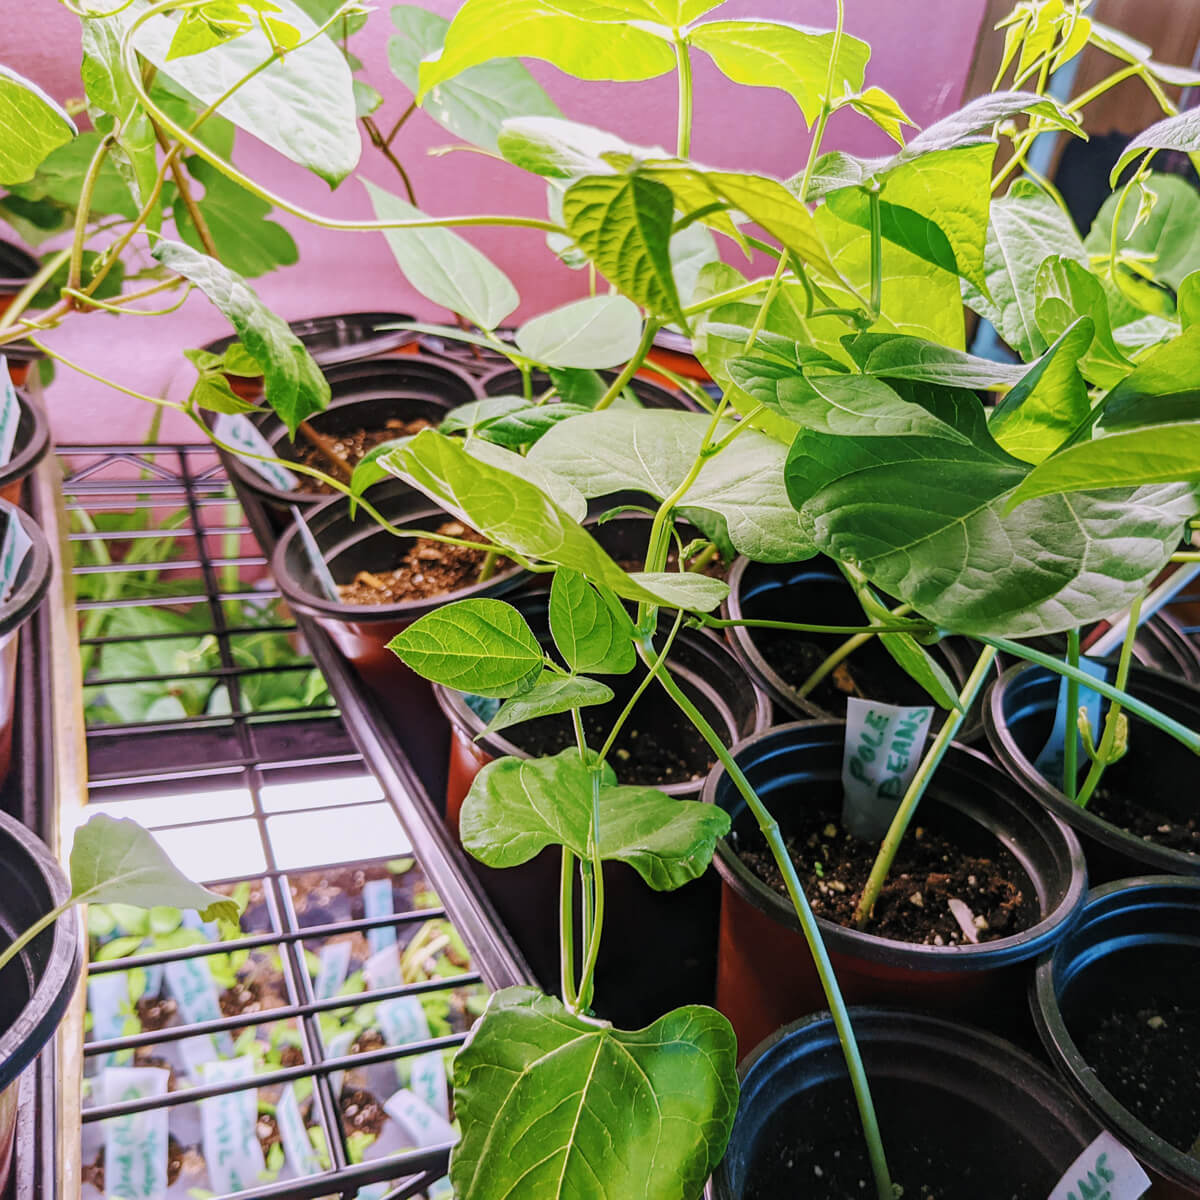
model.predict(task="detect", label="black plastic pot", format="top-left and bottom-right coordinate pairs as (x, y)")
top-left (0, 242), bottom-right (42, 390)
top-left (204, 311), bottom-right (417, 368)
top-left (0, 392), bottom-right (49, 509)
top-left (482, 365), bottom-right (700, 411)
top-left (708, 1008), bottom-right (1099, 1199)
top-left (703, 721), bottom-right (1086, 1054)
top-left (271, 483), bottom-right (525, 794)
top-left (0, 808), bottom-right (82, 1192)
top-left (212, 356), bottom-right (481, 530)
top-left (1033, 876), bottom-right (1200, 1197)
top-left (985, 662), bottom-right (1200, 881)
top-left (437, 590), bottom-right (771, 1030)
top-left (722, 556), bottom-right (981, 734)
top-left (0, 503), bottom-right (51, 790)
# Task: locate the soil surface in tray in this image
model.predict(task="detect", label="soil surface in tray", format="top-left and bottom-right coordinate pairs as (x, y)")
top-left (1089, 781), bottom-right (1200, 855)
top-left (341, 1086), bottom-right (387, 1139)
top-left (289, 860), bottom-right (431, 925)
top-left (83, 1137), bottom-right (188, 1192)
top-left (336, 522), bottom-right (505, 604)
top-left (735, 800), bottom-right (1035, 945)
top-left (296, 419), bottom-right (433, 493)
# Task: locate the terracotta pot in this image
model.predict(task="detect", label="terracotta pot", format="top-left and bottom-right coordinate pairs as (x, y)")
top-left (985, 662), bottom-right (1200, 881)
top-left (270, 484), bottom-right (526, 792)
top-left (211, 355), bottom-right (481, 532)
top-left (707, 1008), bottom-right (1099, 1199)
top-left (643, 327), bottom-right (713, 385)
top-left (436, 590), bottom-right (771, 1030)
top-left (481, 365), bottom-right (701, 411)
top-left (702, 721), bottom-right (1087, 1055)
top-left (1033, 876), bottom-right (1200, 1197)
top-left (0, 808), bottom-right (83, 1193)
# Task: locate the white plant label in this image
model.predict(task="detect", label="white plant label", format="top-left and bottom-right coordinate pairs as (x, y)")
top-left (0, 357), bottom-right (20, 467)
top-left (101, 1066), bottom-right (169, 1200)
top-left (177, 1032), bottom-right (219, 1079)
top-left (409, 1049), bottom-right (450, 1119)
top-left (0, 509), bottom-right (31, 604)
top-left (164, 957), bottom-right (234, 1054)
top-left (199, 1056), bottom-right (265, 1195)
top-left (326, 1028), bottom-right (355, 1099)
top-left (841, 698), bottom-right (933, 839)
top-left (1047, 1131), bottom-right (1150, 1200)
top-left (383, 1087), bottom-right (458, 1148)
top-left (213, 412), bottom-right (298, 491)
top-left (275, 1082), bottom-right (319, 1178)
top-left (291, 509), bottom-right (340, 601)
top-left (364, 944), bottom-right (404, 992)
top-left (1035, 656), bottom-right (1110, 790)
top-left (314, 939), bottom-right (352, 1000)
top-left (363, 878), bottom-right (398, 956)
top-left (378, 994), bottom-right (430, 1049)
top-left (88, 971), bottom-right (132, 1067)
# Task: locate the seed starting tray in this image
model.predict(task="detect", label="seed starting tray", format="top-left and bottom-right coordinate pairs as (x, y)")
top-left (57, 445), bottom-right (531, 1200)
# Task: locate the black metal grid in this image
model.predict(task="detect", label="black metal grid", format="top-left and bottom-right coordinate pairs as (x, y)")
top-left (59, 446), bottom-right (530, 1200)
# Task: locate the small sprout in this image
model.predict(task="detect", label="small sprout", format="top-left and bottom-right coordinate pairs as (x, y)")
top-left (822, 823), bottom-right (838, 839)
top-left (813, 862), bottom-right (824, 878)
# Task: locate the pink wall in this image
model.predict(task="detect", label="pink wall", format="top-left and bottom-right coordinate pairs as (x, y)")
top-left (12, 0), bottom-right (986, 441)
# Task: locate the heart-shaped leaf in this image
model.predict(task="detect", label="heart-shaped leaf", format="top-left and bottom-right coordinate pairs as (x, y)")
top-left (0, 65), bottom-right (76, 186)
top-left (1112, 108), bottom-right (1200, 184)
top-left (516, 295), bottom-right (644, 369)
top-left (450, 987), bottom-right (738, 1199)
top-left (550, 568), bottom-right (636, 674)
top-left (482, 672), bottom-right (615, 736)
top-left (389, 598), bottom-right (545, 697)
top-left (462, 748), bottom-right (731, 889)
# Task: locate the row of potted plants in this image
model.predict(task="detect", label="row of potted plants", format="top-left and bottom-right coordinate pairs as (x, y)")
top-left (3, 0), bottom-right (1200, 1194)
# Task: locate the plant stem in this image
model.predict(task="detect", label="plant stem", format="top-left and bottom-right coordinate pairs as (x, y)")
top-left (577, 767), bottom-right (606, 1012)
top-left (1063, 627), bottom-right (1081, 801)
top-left (868, 190), bottom-right (883, 318)
top-left (25, 337), bottom-right (184, 410)
top-left (476, 548), bottom-right (500, 584)
top-left (696, 614), bottom-right (932, 636)
top-left (741, 255), bottom-right (788, 352)
top-left (594, 320), bottom-right (661, 411)
top-left (0, 248), bottom-right (72, 332)
top-left (387, 101), bottom-right (418, 145)
top-left (674, 32), bottom-right (694, 159)
top-left (647, 651), bottom-right (893, 1200)
top-left (680, 277), bottom-right (770, 318)
top-left (0, 901), bottom-right (71, 976)
top-left (687, 541), bottom-right (720, 572)
top-left (796, 0), bottom-right (846, 203)
top-left (363, 115), bottom-right (417, 204)
top-left (853, 646), bottom-right (999, 928)
top-left (796, 604), bottom-right (914, 699)
top-left (153, 120), bottom-right (219, 257)
top-left (67, 134), bottom-right (116, 294)
top-left (1075, 594), bottom-right (1142, 808)
top-left (559, 848), bottom-right (578, 1009)
top-left (297, 421), bottom-right (353, 481)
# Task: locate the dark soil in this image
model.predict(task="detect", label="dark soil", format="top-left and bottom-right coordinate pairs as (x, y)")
top-left (136, 994), bottom-right (177, 1031)
top-left (336, 521), bottom-right (506, 604)
top-left (83, 1137), bottom-right (186, 1191)
top-left (341, 1087), bottom-right (386, 1139)
top-left (288, 860), bottom-right (431, 925)
top-left (617, 547), bottom-right (729, 580)
top-left (734, 799), bottom-right (1035, 945)
top-left (295, 419), bottom-right (432, 494)
top-left (1089, 782), bottom-right (1200, 855)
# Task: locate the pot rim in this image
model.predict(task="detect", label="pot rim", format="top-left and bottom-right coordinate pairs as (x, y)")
top-left (0, 501), bottom-right (52, 641)
top-left (984, 660), bottom-right (1200, 876)
top-left (1031, 873), bottom-right (1200, 1188)
top-left (202, 311), bottom-right (418, 367)
top-left (479, 364), bottom-right (698, 411)
top-left (271, 495), bottom-right (525, 623)
top-left (0, 241), bottom-right (38, 293)
top-left (0, 392), bottom-right (50, 493)
top-left (210, 355), bottom-right (483, 507)
top-left (0, 809), bottom-right (82, 1092)
top-left (702, 718), bottom-right (1088, 969)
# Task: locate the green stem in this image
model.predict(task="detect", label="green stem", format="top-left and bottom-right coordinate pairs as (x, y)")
top-left (476, 548), bottom-right (500, 584)
top-left (680, 278), bottom-right (770, 318)
top-left (1063, 628), bottom-right (1081, 801)
top-left (796, 604), bottom-right (914, 699)
top-left (0, 248), bottom-right (72, 332)
top-left (741, 255), bottom-right (788, 352)
top-left (980, 633), bottom-right (1200, 754)
top-left (577, 767), bottom-right (606, 1012)
top-left (698, 614), bottom-right (930, 636)
top-left (67, 134), bottom-right (116, 293)
top-left (853, 646), bottom-right (999, 928)
top-left (868, 190), bottom-right (882, 318)
top-left (687, 542), bottom-right (720, 573)
top-left (1075, 594), bottom-right (1143, 808)
top-left (0, 901), bottom-right (71, 976)
top-left (796, 0), bottom-right (846, 203)
top-left (647, 651), bottom-right (892, 1200)
top-left (594, 320), bottom-right (662, 411)
top-left (560, 848), bottom-right (578, 1009)
top-left (674, 31), bottom-right (694, 159)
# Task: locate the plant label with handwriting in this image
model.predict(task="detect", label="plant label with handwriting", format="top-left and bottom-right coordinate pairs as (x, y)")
top-left (364, 943), bottom-right (404, 991)
top-left (383, 1087), bottom-right (458, 1148)
top-left (409, 1048), bottom-right (451, 1119)
top-left (841, 699), bottom-right (933, 839)
top-left (378, 994), bottom-right (430, 1049)
top-left (362, 877), bottom-right (398, 956)
top-left (314, 939), bottom-right (352, 1000)
top-left (0, 357), bottom-right (20, 467)
top-left (1035, 656), bottom-right (1111, 790)
top-left (213, 413), bottom-right (299, 491)
top-left (276, 1082), bottom-right (319, 1178)
top-left (101, 1066), bottom-right (170, 1200)
top-left (88, 971), bottom-right (132, 1068)
top-left (199, 1056), bottom-right (265, 1194)
top-left (1047, 1131), bottom-right (1150, 1200)
top-left (164, 956), bottom-right (234, 1054)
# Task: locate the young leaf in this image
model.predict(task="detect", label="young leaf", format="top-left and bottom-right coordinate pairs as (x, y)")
top-left (688, 21), bottom-right (869, 126)
top-left (482, 672), bottom-right (614, 736)
top-left (134, 0), bottom-right (360, 186)
top-left (0, 65), bottom-right (76, 185)
top-left (1111, 109), bottom-right (1200, 184)
top-left (388, 598), bottom-right (545, 697)
top-left (530, 409), bottom-right (814, 562)
top-left (388, 6), bottom-right (562, 152)
top-left (843, 333), bottom-right (1027, 389)
top-left (450, 987), bottom-right (737, 1199)
top-left (879, 633), bottom-right (963, 712)
top-left (843, 86), bottom-right (915, 145)
top-left (363, 180), bottom-right (519, 331)
top-left (515, 295), bottom-right (643, 369)
top-left (962, 181), bottom-right (1089, 361)
top-left (1094, 324), bottom-right (1200, 431)
top-left (498, 116), bottom-right (652, 179)
top-left (1180, 272), bottom-right (1200, 329)
top-left (550, 568), bottom-right (636, 675)
top-left (416, 0), bottom-right (676, 99)
top-left (468, 403), bottom-right (594, 450)
top-left (69, 814), bottom-right (237, 922)
top-left (461, 749), bottom-right (731, 889)
top-left (1035, 256), bottom-right (1132, 388)
top-left (562, 174), bottom-right (684, 325)
top-left (153, 240), bottom-right (330, 435)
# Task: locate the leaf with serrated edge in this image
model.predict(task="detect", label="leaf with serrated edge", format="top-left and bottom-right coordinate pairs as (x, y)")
top-left (530, 409), bottom-right (813, 562)
top-left (364, 180), bottom-right (518, 330)
top-left (449, 986), bottom-right (738, 1199)
top-left (482, 673), bottom-right (614, 736)
top-left (388, 598), bottom-right (544, 697)
top-left (382, 430), bottom-right (728, 609)
top-left (550, 567), bottom-right (636, 674)
top-left (516, 294), bottom-right (643, 369)
top-left (70, 814), bottom-right (237, 922)
top-left (153, 240), bottom-right (328, 435)
top-left (462, 748), bottom-right (731, 888)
